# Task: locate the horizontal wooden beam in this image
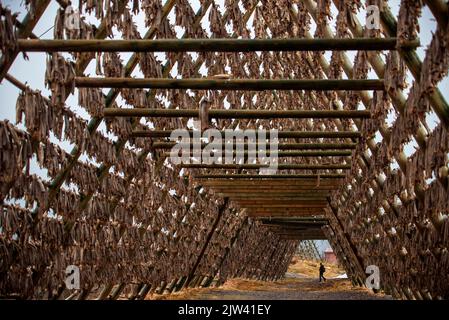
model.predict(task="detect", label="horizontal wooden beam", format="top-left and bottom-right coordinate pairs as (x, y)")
top-left (210, 188), bottom-right (337, 193)
top-left (270, 229), bottom-right (325, 235)
top-left (275, 230), bottom-right (325, 236)
top-left (215, 191), bottom-right (331, 196)
top-left (238, 204), bottom-right (328, 208)
top-left (268, 226), bottom-right (325, 232)
top-left (276, 235), bottom-right (326, 239)
top-left (246, 210), bottom-right (325, 216)
top-left (274, 232), bottom-right (326, 240)
top-left (261, 220), bottom-right (328, 226)
top-left (17, 38), bottom-right (419, 52)
top-left (258, 217), bottom-right (327, 222)
top-left (104, 108), bottom-right (370, 119)
top-left (267, 222), bottom-right (325, 228)
top-left (228, 195), bottom-right (328, 201)
top-left (260, 215), bottom-right (327, 220)
top-left (247, 212), bottom-right (324, 217)
top-left (209, 187), bottom-right (337, 193)
top-left (279, 236), bottom-right (326, 240)
top-left (151, 142), bottom-right (357, 150)
top-left (75, 78), bottom-right (385, 91)
top-left (165, 150), bottom-right (352, 158)
top-left (266, 226), bottom-right (310, 231)
top-left (207, 181), bottom-right (337, 186)
top-left (269, 222), bottom-right (324, 228)
top-left (181, 163), bottom-right (350, 170)
top-left (246, 208), bottom-right (326, 214)
top-left (246, 209), bottom-right (323, 220)
top-left (194, 173), bottom-right (346, 179)
top-left (236, 199), bottom-right (328, 205)
top-left (274, 227), bottom-right (325, 233)
top-left (133, 130), bottom-right (361, 139)
top-left (277, 228), bottom-right (325, 232)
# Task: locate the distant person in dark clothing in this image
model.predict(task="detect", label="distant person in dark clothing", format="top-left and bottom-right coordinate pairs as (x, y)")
top-left (319, 263), bottom-right (326, 282)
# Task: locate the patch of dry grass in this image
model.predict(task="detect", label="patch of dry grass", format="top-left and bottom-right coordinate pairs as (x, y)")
top-left (146, 258), bottom-right (387, 300)
top-left (148, 277), bottom-right (386, 300)
top-left (288, 257), bottom-right (345, 278)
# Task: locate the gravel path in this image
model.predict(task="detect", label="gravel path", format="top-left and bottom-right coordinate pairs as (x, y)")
top-left (163, 275), bottom-right (392, 300)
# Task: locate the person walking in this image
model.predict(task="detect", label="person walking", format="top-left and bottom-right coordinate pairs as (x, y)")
top-left (319, 263), bottom-right (326, 282)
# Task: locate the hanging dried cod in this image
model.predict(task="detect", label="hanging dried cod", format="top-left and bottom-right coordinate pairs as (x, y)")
top-left (45, 53), bottom-right (75, 107)
top-left (0, 3), bottom-right (18, 63)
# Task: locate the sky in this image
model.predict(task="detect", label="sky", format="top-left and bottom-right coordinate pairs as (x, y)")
top-left (1, 0), bottom-right (448, 254)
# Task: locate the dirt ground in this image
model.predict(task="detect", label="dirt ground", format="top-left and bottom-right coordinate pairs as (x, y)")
top-left (147, 258), bottom-right (392, 300)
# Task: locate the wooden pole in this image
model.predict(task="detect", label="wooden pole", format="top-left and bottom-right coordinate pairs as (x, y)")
top-left (215, 188), bottom-right (332, 194)
top-left (135, 284), bottom-right (151, 300)
top-left (279, 235), bottom-right (326, 240)
top-left (207, 217), bottom-right (248, 286)
top-left (164, 150), bottom-right (352, 157)
top-left (155, 282), bottom-right (167, 295)
top-left (184, 199), bottom-right (229, 288)
top-left (96, 283), bottom-right (115, 300)
top-left (326, 205), bottom-right (366, 282)
top-left (273, 229), bottom-right (325, 235)
top-left (260, 216), bottom-right (328, 221)
top-left (133, 130), bottom-right (361, 138)
top-left (245, 208), bottom-right (325, 214)
top-left (180, 163), bottom-right (351, 170)
top-left (196, 177), bottom-right (341, 185)
top-left (173, 276), bottom-right (187, 292)
top-left (0, 0), bottom-right (51, 82)
top-left (104, 108), bottom-right (370, 119)
top-left (209, 188), bottom-right (336, 193)
top-left (261, 220), bottom-right (328, 227)
top-left (247, 212), bottom-right (325, 217)
top-left (17, 38), bottom-right (419, 52)
top-left (75, 77), bottom-right (385, 91)
top-left (193, 173), bottom-right (345, 179)
top-left (267, 226), bottom-right (324, 232)
top-left (150, 141), bottom-right (357, 150)
top-left (107, 283), bottom-right (125, 300)
top-left (227, 196), bottom-right (328, 202)
top-left (233, 201), bottom-right (328, 207)
top-left (423, 0), bottom-right (448, 28)
top-left (209, 180), bottom-right (334, 187)
top-left (215, 190), bottom-right (332, 196)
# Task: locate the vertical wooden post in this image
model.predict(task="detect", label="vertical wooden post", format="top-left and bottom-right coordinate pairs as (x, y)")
top-left (127, 284), bottom-right (144, 300)
top-left (164, 278), bottom-right (177, 294)
top-left (155, 281), bottom-right (167, 295)
top-left (96, 283), bottom-right (114, 300)
top-left (173, 276), bottom-right (187, 292)
top-left (209, 217), bottom-right (249, 286)
top-left (108, 283), bottom-right (125, 300)
top-left (184, 198), bottom-right (229, 287)
top-left (326, 204), bottom-right (366, 285)
top-left (136, 284), bottom-right (151, 300)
